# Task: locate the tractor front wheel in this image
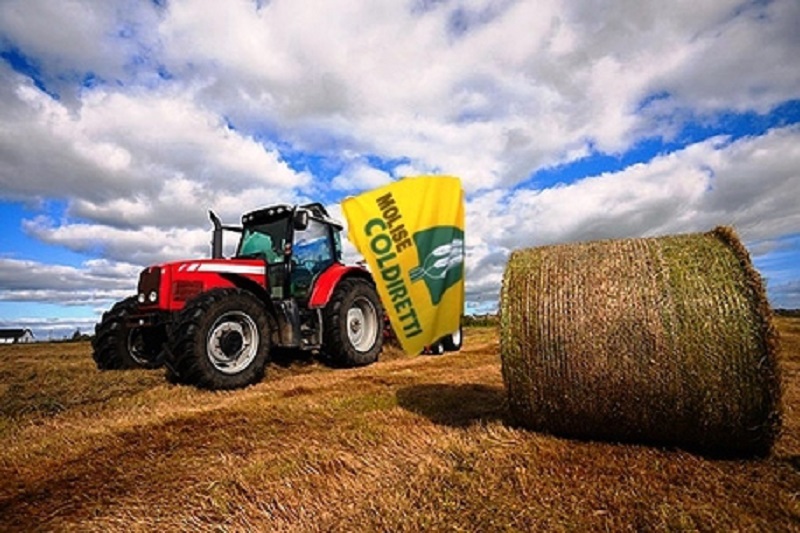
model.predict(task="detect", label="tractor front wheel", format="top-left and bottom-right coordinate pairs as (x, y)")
top-left (322, 278), bottom-right (383, 367)
top-left (167, 288), bottom-right (270, 390)
top-left (92, 296), bottom-right (165, 370)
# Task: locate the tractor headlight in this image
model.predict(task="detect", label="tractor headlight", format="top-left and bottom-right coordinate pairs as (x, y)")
top-left (148, 290), bottom-right (158, 303)
top-left (138, 293), bottom-right (146, 304)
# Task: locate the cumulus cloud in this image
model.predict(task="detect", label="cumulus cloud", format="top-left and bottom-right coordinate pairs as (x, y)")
top-left (22, 217), bottom-right (212, 266)
top-left (331, 162), bottom-right (394, 191)
top-left (152, 0), bottom-right (800, 189)
top-left (12, 125), bottom-right (798, 319)
top-left (0, 62), bottom-right (311, 230)
top-left (0, 0), bottom-right (799, 330)
top-left (0, 0), bottom-right (162, 93)
top-left (0, 257), bottom-right (138, 306)
top-left (4, 0), bottom-right (799, 199)
top-left (463, 126), bottom-right (800, 311)
top-left (771, 280), bottom-right (800, 309)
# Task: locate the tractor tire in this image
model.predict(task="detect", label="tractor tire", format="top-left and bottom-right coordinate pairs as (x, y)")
top-left (322, 278), bottom-right (384, 367)
top-left (424, 341), bottom-right (445, 356)
top-left (442, 325), bottom-right (463, 352)
top-left (92, 296), bottom-right (165, 370)
top-left (166, 288), bottom-right (270, 390)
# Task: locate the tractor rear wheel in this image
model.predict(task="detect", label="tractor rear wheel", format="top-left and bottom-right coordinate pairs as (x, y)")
top-left (167, 288), bottom-right (270, 390)
top-left (322, 278), bottom-right (383, 367)
top-left (92, 296), bottom-right (165, 370)
top-left (442, 325), bottom-right (463, 352)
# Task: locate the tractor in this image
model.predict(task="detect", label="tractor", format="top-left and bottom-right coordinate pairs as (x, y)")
top-left (91, 203), bottom-right (385, 390)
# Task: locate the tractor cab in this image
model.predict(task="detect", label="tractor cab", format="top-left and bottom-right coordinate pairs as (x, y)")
top-left (213, 203), bottom-right (344, 300)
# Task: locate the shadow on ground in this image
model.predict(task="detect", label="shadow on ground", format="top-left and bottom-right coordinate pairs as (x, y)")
top-left (396, 383), bottom-right (508, 427)
top-left (269, 347), bottom-right (319, 368)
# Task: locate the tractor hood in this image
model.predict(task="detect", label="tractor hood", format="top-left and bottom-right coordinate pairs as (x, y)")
top-left (136, 258), bottom-right (267, 312)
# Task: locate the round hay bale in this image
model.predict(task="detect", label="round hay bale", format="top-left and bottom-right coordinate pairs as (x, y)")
top-left (500, 227), bottom-right (781, 456)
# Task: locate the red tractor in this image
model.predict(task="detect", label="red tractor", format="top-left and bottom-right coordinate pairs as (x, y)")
top-left (92, 203), bottom-right (384, 390)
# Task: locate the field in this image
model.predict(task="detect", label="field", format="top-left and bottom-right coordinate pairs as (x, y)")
top-left (1, 319), bottom-right (799, 531)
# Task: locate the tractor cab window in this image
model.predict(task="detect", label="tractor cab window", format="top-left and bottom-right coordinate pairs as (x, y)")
top-left (238, 220), bottom-right (287, 264)
top-left (290, 218), bottom-right (334, 297)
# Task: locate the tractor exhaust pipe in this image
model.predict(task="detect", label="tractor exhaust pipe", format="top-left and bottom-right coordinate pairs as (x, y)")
top-left (209, 210), bottom-right (223, 259)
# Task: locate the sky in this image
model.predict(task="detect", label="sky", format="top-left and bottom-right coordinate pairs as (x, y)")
top-left (1, 0), bottom-right (799, 340)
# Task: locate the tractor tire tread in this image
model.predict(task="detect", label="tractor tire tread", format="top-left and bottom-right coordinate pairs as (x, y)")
top-left (166, 288), bottom-right (270, 390)
top-left (92, 296), bottom-right (162, 370)
top-left (322, 278), bottom-right (383, 368)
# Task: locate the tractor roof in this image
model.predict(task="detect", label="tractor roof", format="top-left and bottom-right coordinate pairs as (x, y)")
top-left (241, 203), bottom-right (342, 230)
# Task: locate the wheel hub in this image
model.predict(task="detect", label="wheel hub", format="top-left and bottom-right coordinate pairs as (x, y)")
top-left (219, 330), bottom-right (244, 356)
top-left (346, 297), bottom-right (378, 352)
top-left (127, 328), bottom-right (154, 366)
top-left (349, 313), bottom-right (363, 333)
top-left (206, 311), bottom-right (259, 375)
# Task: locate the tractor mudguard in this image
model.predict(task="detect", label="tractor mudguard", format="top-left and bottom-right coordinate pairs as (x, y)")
top-left (308, 263), bottom-right (373, 308)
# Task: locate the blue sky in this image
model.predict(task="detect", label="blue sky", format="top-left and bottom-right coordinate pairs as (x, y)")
top-left (1, 0), bottom-right (799, 339)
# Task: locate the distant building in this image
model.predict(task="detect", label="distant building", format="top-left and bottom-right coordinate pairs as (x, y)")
top-left (0, 329), bottom-right (35, 344)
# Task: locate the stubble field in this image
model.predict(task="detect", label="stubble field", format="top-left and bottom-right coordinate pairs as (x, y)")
top-left (1, 319), bottom-right (799, 531)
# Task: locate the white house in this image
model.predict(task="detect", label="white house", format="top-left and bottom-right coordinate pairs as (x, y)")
top-left (0, 329), bottom-right (35, 344)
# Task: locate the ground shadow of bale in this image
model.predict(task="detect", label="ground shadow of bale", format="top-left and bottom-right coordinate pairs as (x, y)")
top-left (396, 384), bottom-right (508, 427)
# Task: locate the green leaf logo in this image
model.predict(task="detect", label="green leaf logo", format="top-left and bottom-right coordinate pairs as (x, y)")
top-left (409, 226), bottom-right (464, 305)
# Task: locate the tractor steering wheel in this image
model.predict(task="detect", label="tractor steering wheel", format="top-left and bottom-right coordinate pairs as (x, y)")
top-left (301, 259), bottom-right (318, 273)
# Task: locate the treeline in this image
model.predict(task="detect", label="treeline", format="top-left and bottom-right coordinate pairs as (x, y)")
top-left (463, 314), bottom-right (499, 327)
top-left (775, 309), bottom-right (800, 317)
top-left (50, 329), bottom-right (93, 343)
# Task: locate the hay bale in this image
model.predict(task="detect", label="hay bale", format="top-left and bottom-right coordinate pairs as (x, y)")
top-left (500, 227), bottom-right (781, 456)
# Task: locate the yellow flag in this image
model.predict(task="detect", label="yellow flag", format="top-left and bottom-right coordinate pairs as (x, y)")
top-left (342, 176), bottom-right (465, 355)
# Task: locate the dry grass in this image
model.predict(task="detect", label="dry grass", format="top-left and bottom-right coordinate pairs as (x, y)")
top-left (1, 323), bottom-right (798, 532)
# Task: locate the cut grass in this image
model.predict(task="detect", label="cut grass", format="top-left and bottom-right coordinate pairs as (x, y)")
top-left (1, 322), bottom-right (798, 531)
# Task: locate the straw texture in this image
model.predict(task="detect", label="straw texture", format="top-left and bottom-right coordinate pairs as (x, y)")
top-left (500, 227), bottom-right (781, 456)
